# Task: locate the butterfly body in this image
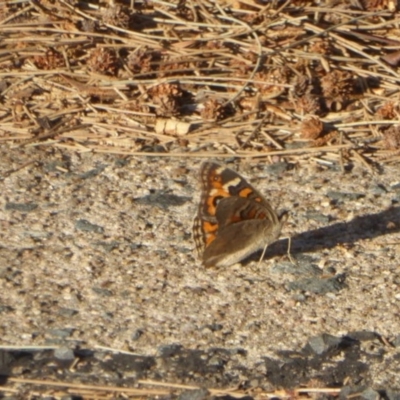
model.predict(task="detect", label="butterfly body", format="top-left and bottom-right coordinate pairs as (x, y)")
top-left (193, 162), bottom-right (285, 268)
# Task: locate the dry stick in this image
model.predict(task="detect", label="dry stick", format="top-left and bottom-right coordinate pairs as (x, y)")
top-left (18, 122), bottom-right (92, 147)
top-left (153, 8), bottom-right (229, 29)
top-left (303, 22), bottom-right (400, 80)
top-left (60, 75), bottom-right (122, 100)
top-left (264, 10), bottom-right (391, 59)
top-left (388, 154), bottom-right (400, 163)
top-left (341, 127), bottom-right (376, 171)
top-left (335, 14), bottom-right (400, 30)
top-left (58, 0), bottom-right (163, 46)
top-left (296, 388), bottom-right (341, 394)
top-left (339, 131), bottom-right (345, 174)
top-left (269, 0), bottom-right (293, 16)
top-left (1, 68), bottom-right (290, 89)
top-left (0, 387), bottom-right (19, 394)
top-left (351, 148), bottom-right (375, 173)
top-left (342, 63), bottom-right (400, 89)
top-left (0, 74), bottom-right (37, 97)
top-left (187, 0), bottom-right (199, 23)
top-left (85, 122), bottom-right (174, 142)
top-left (295, 37), bottom-right (398, 84)
top-left (261, 130), bottom-right (285, 150)
top-left (187, 111), bottom-right (261, 138)
top-left (261, 130), bottom-right (283, 150)
top-left (0, 2), bottom-right (33, 25)
top-left (240, 114), bottom-right (269, 149)
top-left (0, 26), bottom-right (136, 44)
top-left (295, 51), bottom-right (377, 65)
top-left (93, 345), bottom-right (147, 356)
top-left (0, 135), bottom-right (31, 142)
top-left (304, 6), bottom-right (392, 16)
top-left (29, 0), bottom-right (52, 18)
top-left (196, 0), bottom-right (222, 26)
top-left (6, 376), bottom-right (274, 399)
top-left (6, 378), bottom-right (170, 396)
top-left (213, 2), bottom-right (262, 107)
top-left (22, 104), bottom-right (41, 128)
top-left (87, 143), bottom-right (355, 158)
top-left (336, 120), bottom-right (400, 128)
top-left (151, 0), bottom-right (178, 8)
top-left (137, 379), bottom-right (251, 396)
top-left (0, 345), bottom-right (60, 350)
top-left (92, 104), bottom-right (153, 117)
top-left (335, 28), bottom-right (400, 47)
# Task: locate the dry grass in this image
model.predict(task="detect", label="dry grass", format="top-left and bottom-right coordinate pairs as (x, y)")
top-left (3, 376), bottom-right (342, 400)
top-left (1, 0), bottom-right (400, 167)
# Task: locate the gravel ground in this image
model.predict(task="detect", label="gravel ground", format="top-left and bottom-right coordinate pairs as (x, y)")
top-left (1, 145), bottom-right (400, 393)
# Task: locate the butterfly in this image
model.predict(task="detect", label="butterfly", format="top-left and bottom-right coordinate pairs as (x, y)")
top-left (193, 162), bottom-right (287, 267)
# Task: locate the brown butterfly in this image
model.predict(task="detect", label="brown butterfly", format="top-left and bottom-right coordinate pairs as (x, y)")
top-left (193, 162), bottom-right (287, 267)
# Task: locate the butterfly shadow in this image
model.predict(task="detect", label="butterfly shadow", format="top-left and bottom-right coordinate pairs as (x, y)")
top-left (254, 205), bottom-right (400, 262)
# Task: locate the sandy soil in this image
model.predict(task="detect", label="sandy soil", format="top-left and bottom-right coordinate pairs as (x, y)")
top-left (0, 145), bottom-right (399, 388)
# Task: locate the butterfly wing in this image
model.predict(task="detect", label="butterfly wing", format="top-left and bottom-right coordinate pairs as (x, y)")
top-left (193, 162), bottom-right (283, 267)
top-left (203, 218), bottom-right (282, 268)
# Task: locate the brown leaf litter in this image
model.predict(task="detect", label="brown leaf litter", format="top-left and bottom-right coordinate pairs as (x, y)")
top-left (0, 0), bottom-right (400, 166)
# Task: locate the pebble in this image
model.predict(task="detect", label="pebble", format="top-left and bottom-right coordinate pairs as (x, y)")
top-left (307, 334), bottom-right (341, 355)
top-left (54, 347), bottom-right (75, 361)
top-left (75, 219), bottom-right (104, 233)
top-left (48, 328), bottom-right (74, 338)
top-left (178, 388), bottom-right (209, 400)
top-left (5, 202), bottom-right (38, 212)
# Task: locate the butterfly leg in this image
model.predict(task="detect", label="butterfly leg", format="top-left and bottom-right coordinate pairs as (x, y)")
top-left (257, 242), bottom-right (269, 268)
top-left (283, 235), bottom-right (296, 265)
